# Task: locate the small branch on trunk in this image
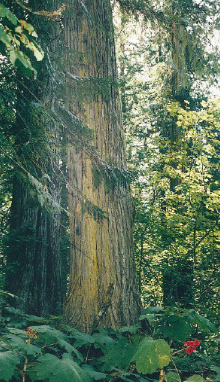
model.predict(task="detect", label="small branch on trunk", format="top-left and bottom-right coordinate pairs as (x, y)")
top-left (13, 1), bottom-right (66, 19)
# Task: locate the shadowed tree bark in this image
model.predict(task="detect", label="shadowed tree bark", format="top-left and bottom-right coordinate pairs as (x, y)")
top-left (5, 0), bottom-right (63, 316)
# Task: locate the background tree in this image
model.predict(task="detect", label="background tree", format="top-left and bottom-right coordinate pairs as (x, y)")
top-left (1, 0), bottom-right (67, 315)
top-left (117, 0), bottom-right (220, 321)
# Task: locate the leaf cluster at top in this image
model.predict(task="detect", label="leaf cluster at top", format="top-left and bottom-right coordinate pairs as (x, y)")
top-left (0, 2), bottom-right (44, 77)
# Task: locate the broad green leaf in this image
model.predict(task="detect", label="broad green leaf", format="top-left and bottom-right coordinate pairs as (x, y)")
top-left (101, 338), bottom-right (136, 371)
top-left (28, 40), bottom-right (44, 61)
top-left (16, 32), bottom-right (44, 61)
top-left (0, 3), bottom-right (17, 25)
top-left (30, 325), bottom-right (67, 344)
top-left (131, 337), bottom-right (171, 374)
top-left (184, 375), bottom-right (203, 382)
top-left (19, 20), bottom-right (36, 36)
top-left (166, 372), bottom-right (181, 382)
top-left (0, 25), bottom-right (12, 48)
top-left (9, 50), bottom-right (36, 78)
top-left (34, 353), bottom-right (91, 382)
top-left (0, 351), bottom-right (20, 382)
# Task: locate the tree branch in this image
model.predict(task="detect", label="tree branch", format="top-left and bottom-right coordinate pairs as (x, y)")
top-left (13, 1), bottom-right (66, 19)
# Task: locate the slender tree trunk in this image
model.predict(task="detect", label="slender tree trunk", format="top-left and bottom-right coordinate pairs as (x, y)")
top-left (64, 0), bottom-right (140, 331)
top-left (162, 3), bottom-right (194, 307)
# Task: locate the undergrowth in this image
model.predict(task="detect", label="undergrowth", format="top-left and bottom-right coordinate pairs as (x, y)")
top-left (0, 305), bottom-right (219, 382)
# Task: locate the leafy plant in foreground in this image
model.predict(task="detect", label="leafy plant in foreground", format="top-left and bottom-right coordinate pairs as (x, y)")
top-left (0, 305), bottom-right (219, 382)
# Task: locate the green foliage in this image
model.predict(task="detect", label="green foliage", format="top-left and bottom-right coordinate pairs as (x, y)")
top-left (0, 306), bottom-right (219, 382)
top-left (184, 376), bottom-right (203, 382)
top-left (131, 338), bottom-right (171, 374)
top-left (118, 0), bottom-right (220, 325)
top-left (0, 2), bottom-right (44, 77)
top-left (34, 353), bottom-right (92, 382)
top-left (0, 351), bottom-right (20, 382)
top-left (100, 337), bottom-right (135, 371)
top-left (166, 372), bottom-right (181, 382)
top-left (140, 306), bottom-right (217, 342)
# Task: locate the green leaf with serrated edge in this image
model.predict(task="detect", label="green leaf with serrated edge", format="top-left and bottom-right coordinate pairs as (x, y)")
top-left (166, 372), bottom-right (181, 382)
top-left (4, 334), bottom-right (41, 356)
top-left (7, 327), bottom-right (25, 336)
top-left (100, 338), bottom-right (136, 371)
top-left (184, 375), bottom-right (203, 382)
top-left (0, 3), bottom-right (17, 25)
top-left (30, 325), bottom-right (66, 344)
top-left (131, 337), bottom-right (171, 374)
top-left (0, 351), bottom-right (20, 382)
top-left (34, 353), bottom-right (92, 382)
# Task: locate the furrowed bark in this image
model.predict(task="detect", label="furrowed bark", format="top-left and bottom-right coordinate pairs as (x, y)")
top-left (64, 0), bottom-right (140, 331)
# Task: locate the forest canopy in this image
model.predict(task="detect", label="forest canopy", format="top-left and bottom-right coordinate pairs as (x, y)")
top-left (0, 1), bottom-right (220, 382)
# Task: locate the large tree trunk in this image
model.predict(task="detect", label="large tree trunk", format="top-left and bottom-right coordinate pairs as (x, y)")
top-left (64, 0), bottom-right (140, 331)
top-left (6, 178), bottom-right (62, 316)
top-left (5, 1), bottom-right (63, 316)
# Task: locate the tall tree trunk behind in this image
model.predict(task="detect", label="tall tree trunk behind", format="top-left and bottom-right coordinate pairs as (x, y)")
top-left (64, 0), bottom-right (140, 331)
top-left (162, 3), bottom-right (194, 307)
top-left (5, 1), bottom-right (63, 316)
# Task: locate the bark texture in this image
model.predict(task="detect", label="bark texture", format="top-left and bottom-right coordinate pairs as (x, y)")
top-left (64, 0), bottom-right (140, 331)
top-left (6, 181), bottom-right (62, 315)
top-left (5, 0), bottom-right (63, 316)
